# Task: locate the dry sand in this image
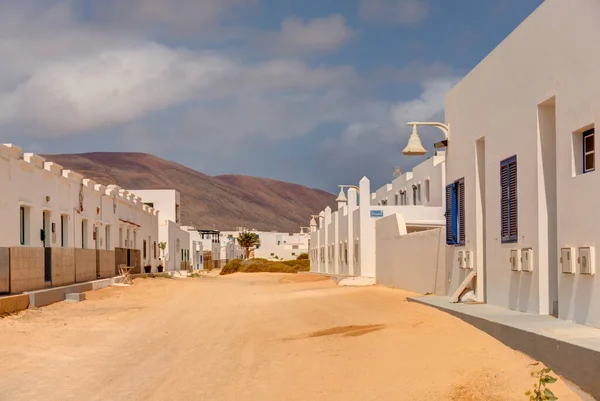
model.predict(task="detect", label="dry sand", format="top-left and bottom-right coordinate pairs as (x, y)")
top-left (0, 273), bottom-right (582, 400)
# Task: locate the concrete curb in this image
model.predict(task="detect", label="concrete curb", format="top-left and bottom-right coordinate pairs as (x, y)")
top-left (408, 296), bottom-right (600, 400)
top-left (0, 294), bottom-right (29, 315)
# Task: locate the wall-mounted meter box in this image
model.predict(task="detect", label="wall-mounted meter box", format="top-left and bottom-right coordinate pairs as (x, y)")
top-left (458, 251), bottom-right (465, 269)
top-left (579, 247), bottom-right (595, 275)
top-left (464, 250), bottom-right (473, 269)
top-left (561, 248), bottom-right (575, 274)
top-left (510, 249), bottom-right (521, 272)
top-left (521, 248), bottom-right (533, 272)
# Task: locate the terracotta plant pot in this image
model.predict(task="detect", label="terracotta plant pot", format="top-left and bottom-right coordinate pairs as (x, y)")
top-left (157, 266), bottom-right (164, 273)
top-left (144, 265), bottom-right (151, 274)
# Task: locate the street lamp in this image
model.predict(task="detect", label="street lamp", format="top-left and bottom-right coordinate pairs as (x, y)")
top-left (335, 185), bottom-right (360, 203)
top-left (402, 122), bottom-right (450, 156)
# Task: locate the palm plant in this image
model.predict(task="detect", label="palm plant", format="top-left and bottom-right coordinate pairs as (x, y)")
top-left (237, 232), bottom-right (261, 260)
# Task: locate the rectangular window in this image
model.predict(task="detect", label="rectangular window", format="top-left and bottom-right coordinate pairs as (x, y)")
top-left (143, 240), bottom-right (147, 259)
top-left (153, 241), bottom-right (157, 259)
top-left (445, 179), bottom-right (465, 245)
top-left (61, 215), bottom-right (68, 247)
top-left (105, 225), bottom-right (110, 250)
top-left (395, 193), bottom-right (399, 205)
top-left (501, 156), bottom-right (518, 243)
top-left (425, 179), bottom-right (430, 203)
top-left (119, 227), bottom-right (123, 248)
top-left (417, 183), bottom-right (421, 204)
top-left (81, 219), bottom-right (88, 249)
top-left (19, 207), bottom-right (27, 245)
top-left (583, 129), bottom-right (595, 173)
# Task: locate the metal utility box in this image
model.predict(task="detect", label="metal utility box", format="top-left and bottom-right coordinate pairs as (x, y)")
top-left (561, 247), bottom-right (575, 274)
top-left (521, 248), bottom-right (533, 272)
top-left (464, 250), bottom-right (473, 269)
top-left (510, 249), bottom-right (521, 272)
top-left (458, 251), bottom-right (465, 269)
top-left (579, 247), bottom-right (595, 275)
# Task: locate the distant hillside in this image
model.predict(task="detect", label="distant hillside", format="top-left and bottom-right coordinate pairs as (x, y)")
top-left (42, 152), bottom-right (336, 232)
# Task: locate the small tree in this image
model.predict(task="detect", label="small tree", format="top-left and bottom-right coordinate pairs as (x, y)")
top-left (237, 232), bottom-right (261, 260)
top-left (158, 242), bottom-right (167, 260)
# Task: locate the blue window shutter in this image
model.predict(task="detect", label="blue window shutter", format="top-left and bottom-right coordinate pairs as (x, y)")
top-left (501, 156), bottom-right (517, 243)
top-left (445, 184), bottom-right (455, 245)
top-left (457, 179), bottom-right (465, 246)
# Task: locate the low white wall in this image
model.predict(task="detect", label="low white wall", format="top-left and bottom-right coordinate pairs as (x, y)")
top-left (375, 213), bottom-right (446, 295)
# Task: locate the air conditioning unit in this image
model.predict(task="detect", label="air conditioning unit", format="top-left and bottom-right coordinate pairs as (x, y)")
top-left (579, 247), bottom-right (595, 275)
top-left (510, 249), bottom-right (521, 272)
top-left (560, 247), bottom-right (575, 274)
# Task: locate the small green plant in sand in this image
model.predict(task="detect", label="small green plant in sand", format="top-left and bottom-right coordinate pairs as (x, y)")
top-left (526, 367), bottom-right (558, 401)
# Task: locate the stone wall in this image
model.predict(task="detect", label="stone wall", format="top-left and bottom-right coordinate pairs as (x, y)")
top-left (75, 249), bottom-right (96, 283)
top-left (51, 248), bottom-right (75, 287)
top-left (10, 247), bottom-right (44, 293)
top-left (97, 250), bottom-right (115, 279)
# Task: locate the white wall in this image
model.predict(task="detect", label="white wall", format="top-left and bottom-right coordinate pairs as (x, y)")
top-left (444, 0), bottom-right (600, 326)
top-left (220, 230), bottom-right (309, 261)
top-left (376, 214), bottom-right (446, 295)
top-left (372, 152), bottom-right (446, 207)
top-left (129, 190), bottom-right (180, 224)
top-left (0, 145), bottom-right (158, 263)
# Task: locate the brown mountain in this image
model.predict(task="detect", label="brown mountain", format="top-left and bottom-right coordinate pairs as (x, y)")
top-left (42, 152), bottom-right (336, 232)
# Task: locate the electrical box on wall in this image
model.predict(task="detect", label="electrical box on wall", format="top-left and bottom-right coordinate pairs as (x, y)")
top-left (464, 250), bottom-right (473, 269)
top-left (579, 247), bottom-right (595, 275)
top-left (560, 248), bottom-right (575, 274)
top-left (521, 248), bottom-right (533, 272)
top-left (510, 249), bottom-right (521, 272)
top-left (458, 251), bottom-right (465, 269)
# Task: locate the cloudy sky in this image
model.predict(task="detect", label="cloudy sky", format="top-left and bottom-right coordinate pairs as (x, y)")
top-left (0, 0), bottom-right (542, 192)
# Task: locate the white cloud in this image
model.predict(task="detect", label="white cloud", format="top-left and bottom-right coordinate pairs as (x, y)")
top-left (272, 15), bottom-right (355, 54)
top-left (359, 0), bottom-right (429, 24)
top-left (390, 78), bottom-right (458, 126)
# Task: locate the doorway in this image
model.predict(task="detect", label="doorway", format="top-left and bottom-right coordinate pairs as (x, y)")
top-left (42, 211), bottom-right (51, 283)
top-left (538, 97), bottom-right (558, 316)
top-left (475, 137), bottom-right (487, 302)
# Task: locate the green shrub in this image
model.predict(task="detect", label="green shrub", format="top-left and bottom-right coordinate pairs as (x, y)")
top-left (220, 259), bottom-right (242, 275)
top-left (296, 253), bottom-right (309, 260)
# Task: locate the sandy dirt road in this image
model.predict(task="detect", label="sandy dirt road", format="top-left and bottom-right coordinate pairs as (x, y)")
top-left (0, 273), bottom-right (581, 400)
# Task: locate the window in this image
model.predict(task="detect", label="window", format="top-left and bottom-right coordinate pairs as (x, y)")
top-left (501, 156), bottom-right (518, 243)
top-left (144, 202), bottom-right (154, 208)
top-left (119, 227), bottom-right (123, 248)
top-left (81, 219), bottom-right (88, 249)
top-left (292, 245), bottom-right (299, 250)
top-left (143, 240), bottom-right (147, 259)
top-left (445, 178), bottom-right (465, 246)
top-left (395, 193), bottom-right (399, 205)
top-left (417, 183), bottom-right (422, 204)
top-left (19, 206), bottom-right (27, 245)
top-left (292, 253), bottom-right (296, 256)
top-left (425, 179), bottom-right (431, 203)
top-left (153, 241), bottom-right (157, 259)
top-left (584, 129), bottom-right (595, 173)
top-left (61, 215), bottom-right (68, 247)
top-left (175, 204), bottom-right (180, 223)
top-left (270, 253), bottom-right (275, 256)
top-left (105, 225), bottom-right (110, 250)
top-left (344, 243), bottom-right (348, 264)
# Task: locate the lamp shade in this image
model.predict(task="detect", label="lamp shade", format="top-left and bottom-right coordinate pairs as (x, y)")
top-left (402, 124), bottom-right (427, 156)
top-left (336, 188), bottom-right (348, 203)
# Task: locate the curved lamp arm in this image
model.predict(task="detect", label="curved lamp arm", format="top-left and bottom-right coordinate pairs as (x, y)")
top-left (407, 122), bottom-right (450, 139)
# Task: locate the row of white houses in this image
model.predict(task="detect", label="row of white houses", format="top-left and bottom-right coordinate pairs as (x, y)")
top-left (310, 0), bottom-right (600, 329)
top-left (0, 144), bottom-right (203, 295)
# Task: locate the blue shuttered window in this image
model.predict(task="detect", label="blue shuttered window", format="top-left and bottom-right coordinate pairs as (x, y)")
top-left (445, 179), bottom-right (465, 246)
top-left (501, 156), bottom-right (518, 243)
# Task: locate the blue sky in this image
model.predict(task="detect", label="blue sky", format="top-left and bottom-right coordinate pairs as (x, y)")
top-left (0, 0), bottom-right (543, 192)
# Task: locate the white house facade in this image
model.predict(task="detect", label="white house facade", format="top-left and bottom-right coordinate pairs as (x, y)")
top-left (309, 154), bottom-right (446, 278)
top-left (443, 0), bottom-right (600, 327)
top-left (0, 144), bottom-right (159, 294)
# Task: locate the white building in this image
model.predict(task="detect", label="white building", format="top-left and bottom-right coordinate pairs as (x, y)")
top-left (0, 144), bottom-right (159, 294)
top-left (219, 228), bottom-right (309, 261)
top-left (128, 190), bottom-right (190, 271)
top-left (443, 0), bottom-right (600, 328)
top-left (309, 154), bottom-right (446, 278)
